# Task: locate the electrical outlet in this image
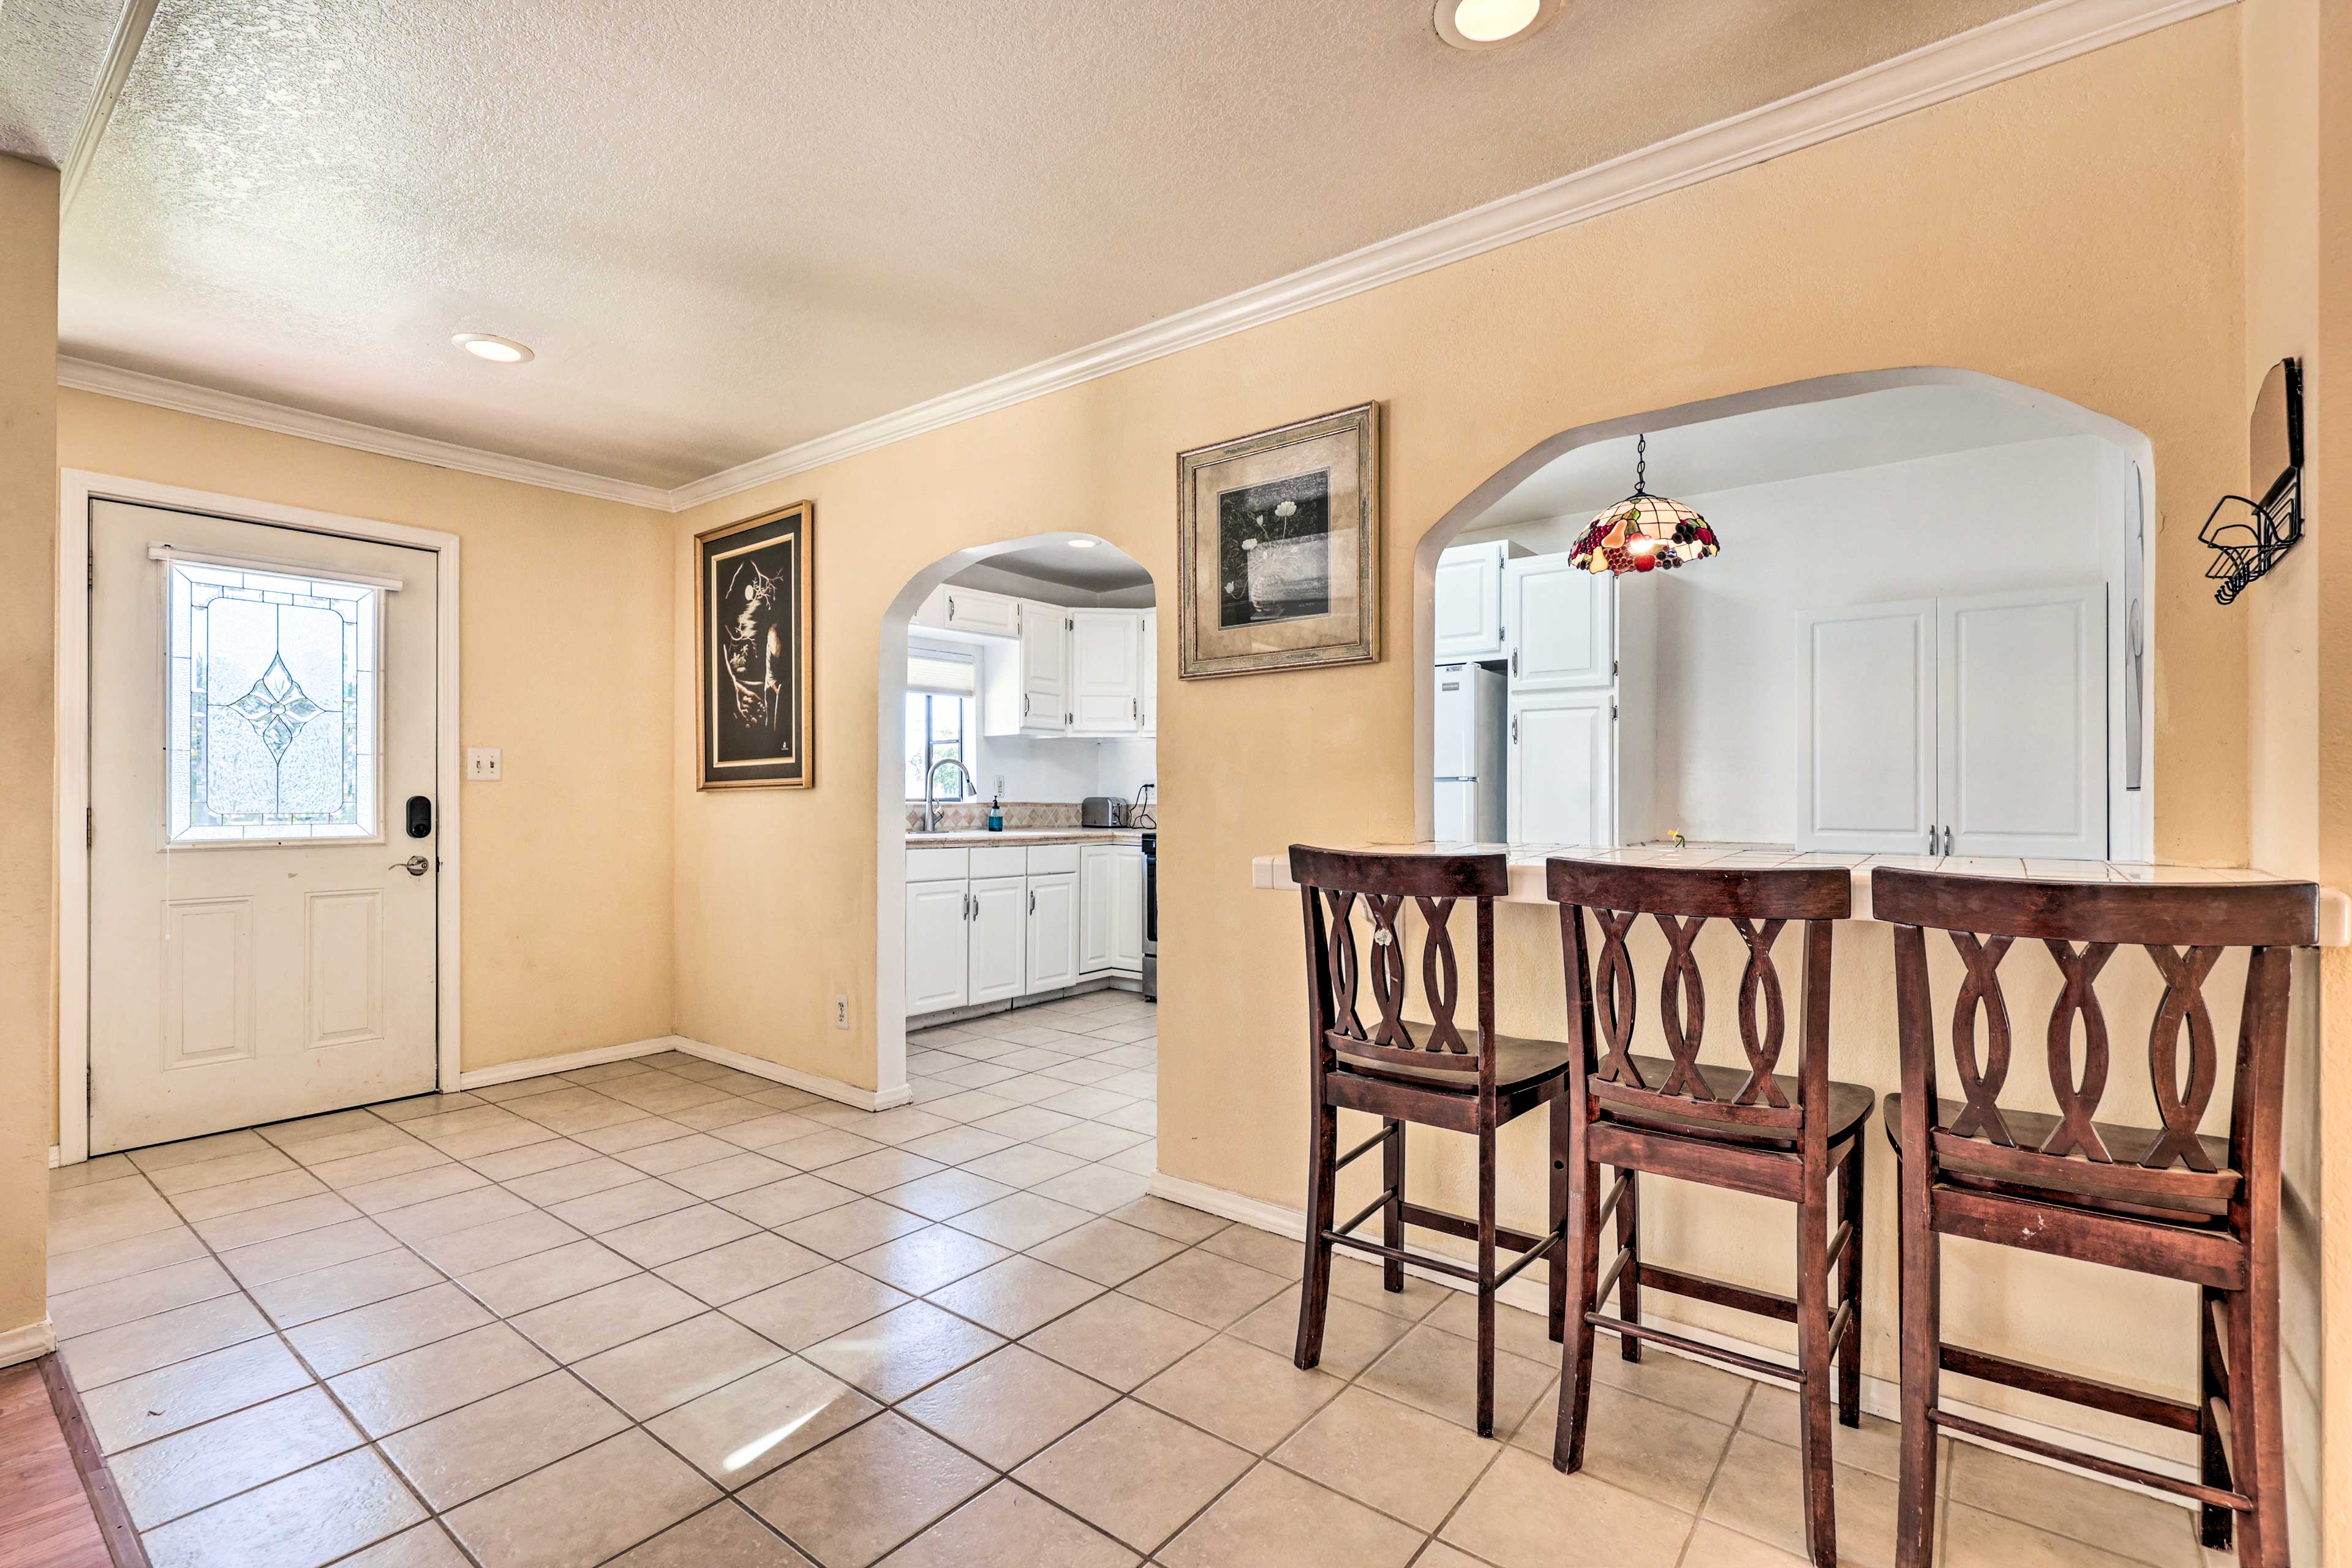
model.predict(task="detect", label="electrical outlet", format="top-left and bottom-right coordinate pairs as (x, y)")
top-left (833, 995), bottom-right (850, 1030)
top-left (994, 775), bottom-right (1007, 797)
top-left (466, 747), bottom-right (502, 781)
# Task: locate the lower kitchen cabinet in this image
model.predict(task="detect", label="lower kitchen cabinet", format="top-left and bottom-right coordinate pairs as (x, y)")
top-left (968, 875), bottom-right (1027, 1004)
top-left (908, 840), bottom-right (1140, 1021)
top-left (905, 879), bottom-right (973, 1013)
top-left (1080, 843), bottom-right (1147, 975)
top-left (1024, 872), bottom-right (1079, 993)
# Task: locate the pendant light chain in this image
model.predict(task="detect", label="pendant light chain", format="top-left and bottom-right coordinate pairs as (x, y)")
top-left (1634, 433), bottom-right (1647, 498)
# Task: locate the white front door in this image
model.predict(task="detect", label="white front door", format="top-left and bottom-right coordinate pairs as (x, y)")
top-left (88, 501), bottom-right (441, 1153)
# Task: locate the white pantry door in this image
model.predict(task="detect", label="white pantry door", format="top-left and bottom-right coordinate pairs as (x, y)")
top-left (88, 501), bottom-right (440, 1153)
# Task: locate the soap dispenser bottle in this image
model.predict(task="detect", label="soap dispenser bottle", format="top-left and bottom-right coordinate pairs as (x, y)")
top-left (987, 792), bottom-right (1003, 833)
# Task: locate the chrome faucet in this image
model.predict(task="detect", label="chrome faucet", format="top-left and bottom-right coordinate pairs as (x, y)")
top-left (923, 758), bottom-right (965, 833)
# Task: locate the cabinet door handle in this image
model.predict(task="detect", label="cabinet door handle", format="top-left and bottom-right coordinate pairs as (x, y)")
top-left (1028, 889), bottom-right (1036, 914)
top-left (1927, 827), bottom-right (1937, 856)
top-left (1510, 650), bottom-right (1518, 677)
top-left (1942, 825), bottom-right (1953, 856)
top-left (946, 594), bottom-right (955, 619)
top-left (1022, 695), bottom-right (1030, 717)
top-left (1510, 714), bottom-right (1518, 745)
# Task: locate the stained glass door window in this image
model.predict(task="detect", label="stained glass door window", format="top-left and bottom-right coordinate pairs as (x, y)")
top-left (165, 558), bottom-right (381, 842)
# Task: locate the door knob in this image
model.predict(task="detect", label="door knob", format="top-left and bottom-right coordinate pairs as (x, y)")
top-left (391, 855), bottom-right (430, 876)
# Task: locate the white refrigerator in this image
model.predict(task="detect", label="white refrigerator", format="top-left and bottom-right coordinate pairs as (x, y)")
top-left (1433, 663), bottom-right (1507, 841)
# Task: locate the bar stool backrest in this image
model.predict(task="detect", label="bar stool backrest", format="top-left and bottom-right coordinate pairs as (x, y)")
top-left (1870, 870), bottom-right (2316, 1216)
top-left (1289, 846), bottom-right (1508, 1093)
top-left (1546, 861), bottom-right (1850, 1139)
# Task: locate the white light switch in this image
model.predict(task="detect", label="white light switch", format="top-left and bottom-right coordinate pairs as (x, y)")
top-left (467, 747), bottom-right (503, 781)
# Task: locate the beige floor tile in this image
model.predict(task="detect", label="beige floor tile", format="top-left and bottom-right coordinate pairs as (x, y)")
top-left (925, 1254), bottom-right (1103, 1337)
top-left (1026, 1216), bottom-right (1187, 1285)
top-left (1229, 1287), bottom-right (1415, 1380)
top-left (445, 1430), bottom-right (720, 1568)
top-left (574, 1116), bottom-right (696, 1155)
top-left (727, 1262), bottom-right (911, 1350)
top-left (1325, 1254), bottom-right (1451, 1319)
top-left (547, 1176), bottom-right (698, 1234)
top-left (1589, 1339), bottom-right (1757, 1423)
top-left (379, 1370), bottom-right (630, 1509)
top-left (960, 1144), bottom-right (1088, 1188)
top-left (45, 1226), bottom-right (207, 1297)
top-left (339, 1163), bottom-right (491, 1216)
top-left (50, 1153), bottom-right (138, 1191)
top-left (846, 1223), bottom-right (1011, 1294)
top-left (146, 1145), bottom-right (300, 1195)
top-left (1512, 1379), bottom-right (1734, 1512)
top-left (974, 1106), bottom-right (1083, 1142)
top-left (1940, 1499), bottom-right (2176, 1568)
top-left (781, 1195), bottom-right (934, 1257)
top-left (922, 1089), bottom-right (1021, 1123)
top-left (1358, 1323), bottom-right (1555, 1436)
top-left (618, 1131), bottom-right (745, 1175)
top-left (111, 1386), bottom-right (361, 1529)
top-left (1095, 1102), bottom-right (1156, 1134)
top-left (1442, 1449), bottom-right (1691, 1568)
top-left (880, 1480), bottom-right (1138, 1568)
top-left (1030, 1121), bottom-right (1148, 1159)
top-left (128, 1130), bottom-right (270, 1173)
top-left (1679, 1521), bottom-right (1812, 1567)
top-left (1104, 1194), bottom-right (1223, 1243)
top-left (192, 1192), bottom-right (363, 1254)
top-left (1424, 1290), bottom-right (1561, 1364)
top-left (266, 1109), bottom-right (393, 1148)
top-left (412, 1209), bottom-right (584, 1275)
top-left (1028, 1163), bottom-right (1151, 1215)
top-left (950, 1190), bottom-right (1095, 1250)
top-left (897, 1127), bottom-right (1018, 1167)
top-left (465, 1139), bottom-right (599, 1181)
top-left (899, 1345), bottom-right (1119, 1469)
top-left (656, 1231), bottom-right (828, 1305)
top-left (772, 1127), bottom-right (889, 1170)
top-left (328, 1322), bottom-right (556, 1436)
top-left (140, 1447), bottom-right (426, 1568)
top-left (500, 1154), bottom-right (645, 1206)
top-left (1272, 1385), bottom-right (1497, 1533)
top-left (61, 1293), bottom-right (271, 1389)
top-left (602, 1203), bottom-right (762, 1267)
top-left (666, 1098), bottom-right (781, 1134)
top-left (1015, 1398), bottom-right (1253, 1554)
top-left (50, 1255), bottom-right (237, 1338)
top-left (1022, 1290), bottom-right (1213, 1391)
top-left (510, 1272), bottom-right (706, 1362)
top-left (251, 1247), bottom-right (445, 1327)
top-left (430, 1120), bottom-right (564, 1161)
top-left (460, 1237), bottom-right (641, 1316)
top-left (281, 1121), bottom-right (421, 1167)
top-left (609, 1503), bottom-right (814, 1567)
top-left (716, 1173), bottom-right (861, 1228)
top-left (304, 1142), bottom-right (451, 1191)
top-left (1701, 1430), bottom-right (1901, 1568)
top-left (336, 1522), bottom-right (474, 1567)
top-left (1947, 1444), bottom-right (2201, 1568)
top-left (1741, 1383), bottom-right (1915, 1483)
top-left (219, 1215), bottom-right (400, 1287)
top-left (1199, 1221), bottom-right (1308, 1280)
top-left (646, 1355), bottom-right (880, 1485)
top-left (286, 1282), bottom-right (496, 1378)
top-left (377, 1185), bottom-right (537, 1243)
top-left (167, 1168), bottom-right (334, 1224)
top-left (48, 1179), bottom-right (176, 1258)
top-left (374, 1092), bottom-right (486, 1125)
top-left (877, 1168), bottom-right (1019, 1221)
top-left (805, 1300), bottom-right (1005, 1401)
top-left (712, 1111), bottom-right (828, 1151)
top-left (1118, 1248), bottom-right (1289, 1329)
top-left (575, 1311), bottom-right (786, 1417)
top-left (1159, 1460), bottom-right (1422, 1568)
top-left (824, 1148), bottom-right (949, 1195)
top-left (83, 1335), bottom-right (314, 1453)
top-left (1137, 1334), bottom-right (1345, 1452)
top-left (742, 1413), bottom-right (991, 1568)
top-left (666, 1151), bottom-right (797, 1200)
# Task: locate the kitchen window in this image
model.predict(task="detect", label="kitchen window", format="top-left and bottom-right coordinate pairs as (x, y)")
top-left (906, 642), bottom-right (978, 801)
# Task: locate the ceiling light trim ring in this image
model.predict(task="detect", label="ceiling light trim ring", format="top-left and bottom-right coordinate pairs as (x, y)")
top-left (1434, 0), bottom-right (1558, 51)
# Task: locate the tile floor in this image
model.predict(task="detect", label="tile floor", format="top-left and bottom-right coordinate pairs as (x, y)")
top-left (45, 992), bottom-right (2222, 1568)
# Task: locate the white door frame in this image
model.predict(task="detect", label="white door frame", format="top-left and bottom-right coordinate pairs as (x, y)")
top-left (55, 471), bottom-right (463, 1166)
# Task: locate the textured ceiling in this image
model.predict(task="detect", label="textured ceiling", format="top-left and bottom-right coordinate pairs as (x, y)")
top-left (57, 0), bottom-right (2038, 489)
top-left (0, 0), bottom-right (127, 165)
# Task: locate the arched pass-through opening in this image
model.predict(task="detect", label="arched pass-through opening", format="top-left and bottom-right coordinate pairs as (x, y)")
top-left (873, 533), bottom-right (1158, 1101)
top-left (1412, 366), bottom-right (2157, 861)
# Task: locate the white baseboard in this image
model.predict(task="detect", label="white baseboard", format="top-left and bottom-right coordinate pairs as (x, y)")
top-left (670, 1035), bottom-right (913, 1112)
top-left (1147, 1170), bottom-right (2202, 1509)
top-left (48, 1145), bottom-right (61, 1169)
top-left (456, 1036), bottom-right (673, 1090)
top-left (0, 1317), bottom-right (58, 1370)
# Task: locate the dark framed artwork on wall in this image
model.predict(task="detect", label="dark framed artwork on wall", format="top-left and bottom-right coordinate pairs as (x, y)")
top-left (1177, 402), bottom-right (1380, 679)
top-left (696, 501), bottom-right (814, 790)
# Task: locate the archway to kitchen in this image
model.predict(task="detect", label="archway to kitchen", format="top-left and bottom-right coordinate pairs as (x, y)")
top-left (1410, 366), bottom-right (2158, 864)
top-left (873, 533), bottom-right (1160, 1124)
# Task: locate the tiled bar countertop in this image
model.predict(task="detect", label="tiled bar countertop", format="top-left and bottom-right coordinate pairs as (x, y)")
top-left (1249, 840), bottom-right (2352, 945)
top-left (910, 829), bottom-right (1149, 849)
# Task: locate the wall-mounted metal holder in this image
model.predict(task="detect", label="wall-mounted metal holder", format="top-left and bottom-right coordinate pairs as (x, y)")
top-left (2201, 358), bottom-right (2304, 605)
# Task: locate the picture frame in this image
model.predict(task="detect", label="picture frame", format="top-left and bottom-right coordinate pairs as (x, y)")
top-left (1177, 401), bottom-right (1381, 679)
top-left (695, 500), bottom-right (814, 789)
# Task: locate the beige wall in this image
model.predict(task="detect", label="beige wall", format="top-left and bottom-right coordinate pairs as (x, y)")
top-left (55, 393), bottom-right (679, 1077)
top-left (667, 2), bottom-right (2256, 1444)
top-left (1, 157), bottom-right (61, 1346)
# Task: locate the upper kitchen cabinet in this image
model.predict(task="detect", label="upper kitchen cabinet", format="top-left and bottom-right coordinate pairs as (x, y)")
top-left (1068, 609), bottom-right (1144, 734)
top-left (1505, 554), bottom-right (1613, 689)
top-left (925, 584), bottom-right (1023, 638)
top-left (1138, 609), bottom-right (1159, 737)
top-left (1431, 541), bottom-right (1530, 662)
top-left (1019, 600), bottom-right (1069, 731)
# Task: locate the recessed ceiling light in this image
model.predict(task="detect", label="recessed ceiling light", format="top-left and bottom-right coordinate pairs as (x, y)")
top-left (1434, 0), bottom-right (1555, 49)
top-left (452, 332), bottom-right (534, 364)
top-left (1067, 538), bottom-right (1099, 549)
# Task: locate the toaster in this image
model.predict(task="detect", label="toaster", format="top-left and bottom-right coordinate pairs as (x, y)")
top-left (1080, 796), bottom-right (1125, 827)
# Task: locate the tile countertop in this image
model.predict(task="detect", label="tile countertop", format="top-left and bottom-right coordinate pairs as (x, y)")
top-left (1249, 840), bottom-right (2352, 946)
top-left (910, 828), bottom-right (1150, 848)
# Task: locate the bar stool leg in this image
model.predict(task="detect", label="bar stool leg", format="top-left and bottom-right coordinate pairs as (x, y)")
top-left (2228, 1266), bottom-right (2290, 1566)
top-left (2199, 1283), bottom-right (2233, 1551)
top-left (1838, 1137), bottom-right (1864, 1430)
top-left (1553, 1112), bottom-right (1600, 1472)
top-left (1617, 1166), bottom-right (1643, 1362)
top-left (1294, 1097), bottom-right (1338, 1370)
top-left (1475, 1128), bottom-right (1499, 1438)
top-left (1381, 1118), bottom-right (1406, 1293)
top-left (1548, 1096), bottom-right (1569, 1345)
top-left (1796, 1171), bottom-right (1839, 1568)
top-left (1895, 1166), bottom-right (1941, 1568)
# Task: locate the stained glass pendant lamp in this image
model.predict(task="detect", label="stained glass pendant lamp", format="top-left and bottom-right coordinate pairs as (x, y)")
top-left (1567, 433), bottom-right (1721, 575)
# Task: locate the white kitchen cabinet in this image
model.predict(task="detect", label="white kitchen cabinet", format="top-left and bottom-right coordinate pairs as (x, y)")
top-left (1795, 587), bottom-right (2106, 857)
top-left (1433, 541), bottom-right (1528, 663)
top-left (1019, 601), bottom-right (1069, 733)
top-left (1069, 609), bottom-right (1143, 734)
top-left (1079, 843), bottom-right (1146, 976)
top-left (1507, 690), bottom-right (1615, 846)
top-left (1506, 554), bottom-right (1613, 690)
top-left (905, 881), bottom-right (971, 1014)
top-left (941, 586), bottom-right (1022, 638)
top-left (968, 875), bottom-right (1027, 1005)
top-left (1107, 850), bottom-right (1147, 971)
top-left (1139, 609), bottom-right (1158, 737)
top-left (1026, 872), bottom-right (1080, 993)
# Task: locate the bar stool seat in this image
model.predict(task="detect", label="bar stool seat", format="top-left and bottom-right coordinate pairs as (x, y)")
top-left (1337, 1024), bottom-right (1577, 1095)
top-left (1880, 1094), bottom-right (2236, 1223)
top-left (1605, 1057), bottom-right (1874, 1146)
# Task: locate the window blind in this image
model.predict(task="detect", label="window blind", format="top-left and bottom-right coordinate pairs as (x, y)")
top-left (908, 643), bottom-right (977, 697)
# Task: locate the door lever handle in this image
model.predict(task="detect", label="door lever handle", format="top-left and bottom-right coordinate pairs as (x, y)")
top-left (391, 855), bottom-right (430, 876)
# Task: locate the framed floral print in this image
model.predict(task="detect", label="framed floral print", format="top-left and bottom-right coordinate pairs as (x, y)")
top-left (696, 501), bottom-right (814, 789)
top-left (1177, 402), bottom-right (1381, 679)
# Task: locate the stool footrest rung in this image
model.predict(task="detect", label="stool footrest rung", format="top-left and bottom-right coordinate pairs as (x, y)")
top-left (1641, 1264), bottom-right (1798, 1325)
top-left (1586, 1313), bottom-right (1798, 1384)
top-left (1334, 1125), bottom-right (1395, 1174)
top-left (1931, 1408), bottom-right (2249, 1512)
top-left (1939, 1343), bottom-right (2201, 1434)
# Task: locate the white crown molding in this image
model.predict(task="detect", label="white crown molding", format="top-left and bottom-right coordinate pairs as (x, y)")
top-left (59, 0), bottom-right (160, 212)
top-left (57, 0), bottom-right (2225, 517)
top-left (666, 0), bottom-right (2230, 512)
top-left (56, 357), bottom-right (677, 512)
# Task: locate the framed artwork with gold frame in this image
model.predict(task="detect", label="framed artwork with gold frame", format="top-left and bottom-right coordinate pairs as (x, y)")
top-left (696, 501), bottom-right (814, 789)
top-left (1177, 402), bottom-right (1380, 679)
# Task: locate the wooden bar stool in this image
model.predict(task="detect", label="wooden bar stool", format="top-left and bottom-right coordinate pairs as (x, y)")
top-left (1547, 859), bottom-right (1869, 1568)
top-left (1874, 869), bottom-right (2316, 1568)
top-left (1288, 845), bottom-right (1574, 1438)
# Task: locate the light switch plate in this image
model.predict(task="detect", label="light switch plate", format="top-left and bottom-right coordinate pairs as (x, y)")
top-left (467, 747), bottom-right (503, 781)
